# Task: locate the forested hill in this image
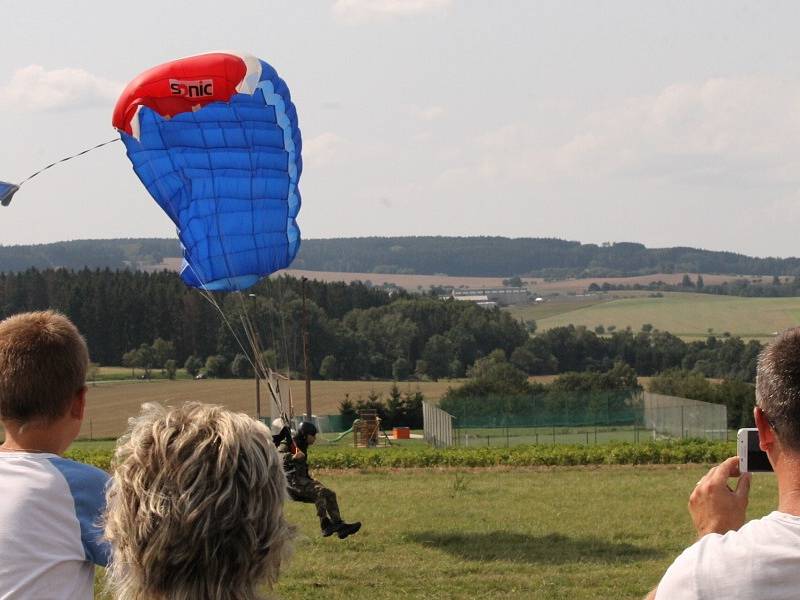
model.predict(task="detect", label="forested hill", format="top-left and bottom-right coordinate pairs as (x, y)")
top-left (0, 239), bottom-right (181, 272)
top-left (1, 237), bottom-right (799, 278)
top-left (292, 238), bottom-right (800, 277)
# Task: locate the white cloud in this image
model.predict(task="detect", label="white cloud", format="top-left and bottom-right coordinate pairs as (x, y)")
top-left (0, 65), bottom-right (122, 112)
top-left (439, 76), bottom-right (800, 189)
top-left (554, 76), bottom-right (800, 186)
top-left (332, 0), bottom-right (452, 24)
top-left (303, 132), bottom-right (347, 167)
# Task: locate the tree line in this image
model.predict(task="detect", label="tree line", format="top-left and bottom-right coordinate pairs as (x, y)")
top-left (293, 237), bottom-right (800, 278)
top-left (0, 239), bottom-right (179, 272)
top-left (0, 268), bottom-right (524, 379)
top-left (438, 349), bottom-right (755, 430)
top-left (510, 324), bottom-right (760, 382)
top-left (3, 237), bottom-right (800, 279)
top-left (438, 352), bottom-right (642, 426)
top-left (590, 273), bottom-right (800, 298)
top-left (0, 268), bottom-right (765, 388)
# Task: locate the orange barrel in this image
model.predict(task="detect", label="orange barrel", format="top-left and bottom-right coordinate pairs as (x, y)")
top-left (393, 427), bottom-right (411, 439)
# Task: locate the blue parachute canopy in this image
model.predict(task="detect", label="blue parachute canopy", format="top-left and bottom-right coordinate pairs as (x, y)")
top-left (113, 53), bottom-right (301, 291)
top-left (0, 182), bottom-right (19, 207)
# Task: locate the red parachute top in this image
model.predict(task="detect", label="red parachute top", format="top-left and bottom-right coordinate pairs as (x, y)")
top-left (112, 52), bottom-right (251, 136)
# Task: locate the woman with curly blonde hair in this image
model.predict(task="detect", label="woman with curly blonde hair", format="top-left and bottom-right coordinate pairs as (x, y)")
top-left (104, 402), bottom-right (295, 600)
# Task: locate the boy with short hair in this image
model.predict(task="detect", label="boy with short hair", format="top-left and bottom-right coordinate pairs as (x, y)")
top-left (0, 311), bottom-right (109, 599)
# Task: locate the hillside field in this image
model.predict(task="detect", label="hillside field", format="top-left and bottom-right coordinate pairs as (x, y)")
top-left (509, 292), bottom-right (800, 340)
top-left (148, 261), bottom-right (755, 295)
top-left (281, 269), bottom-right (748, 295)
top-left (92, 464), bottom-right (779, 599)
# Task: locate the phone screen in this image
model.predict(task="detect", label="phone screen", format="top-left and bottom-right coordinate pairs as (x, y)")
top-left (745, 429), bottom-right (773, 472)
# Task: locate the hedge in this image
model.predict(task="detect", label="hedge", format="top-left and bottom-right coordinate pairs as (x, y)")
top-left (65, 439), bottom-right (735, 472)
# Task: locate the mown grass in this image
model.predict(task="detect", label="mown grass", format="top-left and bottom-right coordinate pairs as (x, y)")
top-left (526, 292), bottom-right (800, 340)
top-left (95, 465), bottom-right (778, 599)
top-left (506, 295), bottom-right (614, 321)
top-left (91, 366), bottom-right (193, 381)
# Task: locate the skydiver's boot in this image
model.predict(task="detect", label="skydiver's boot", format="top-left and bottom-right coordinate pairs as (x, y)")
top-left (337, 521), bottom-right (362, 539)
top-left (321, 518), bottom-right (342, 537)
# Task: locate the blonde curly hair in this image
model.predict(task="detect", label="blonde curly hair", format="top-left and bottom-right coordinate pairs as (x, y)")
top-left (104, 402), bottom-right (294, 600)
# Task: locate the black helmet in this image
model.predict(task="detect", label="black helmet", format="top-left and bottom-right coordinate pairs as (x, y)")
top-left (298, 421), bottom-right (318, 437)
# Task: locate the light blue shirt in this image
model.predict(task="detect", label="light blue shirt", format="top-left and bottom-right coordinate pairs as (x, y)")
top-left (0, 452), bottom-right (109, 599)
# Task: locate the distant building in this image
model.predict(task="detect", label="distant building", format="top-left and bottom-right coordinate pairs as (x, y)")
top-left (439, 287), bottom-right (526, 307)
top-left (447, 287), bottom-right (530, 306)
top-left (476, 301), bottom-right (498, 309)
top-left (449, 294), bottom-right (490, 303)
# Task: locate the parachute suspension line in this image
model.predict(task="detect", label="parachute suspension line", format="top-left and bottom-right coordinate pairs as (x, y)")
top-left (277, 280), bottom-right (294, 382)
top-left (185, 270), bottom-right (286, 423)
top-left (17, 138), bottom-right (120, 187)
top-left (235, 290), bottom-right (293, 425)
top-left (272, 278), bottom-right (297, 419)
top-left (180, 260), bottom-right (261, 376)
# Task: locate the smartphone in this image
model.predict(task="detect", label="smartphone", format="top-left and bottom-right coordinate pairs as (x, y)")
top-left (737, 428), bottom-right (773, 473)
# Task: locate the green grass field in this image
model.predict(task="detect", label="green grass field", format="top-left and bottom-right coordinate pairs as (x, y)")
top-left (508, 295), bottom-right (614, 321)
top-left (91, 366), bottom-right (193, 381)
top-left (510, 292), bottom-right (800, 340)
top-left (92, 464), bottom-right (778, 599)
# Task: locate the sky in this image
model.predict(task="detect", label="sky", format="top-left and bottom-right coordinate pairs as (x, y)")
top-left (2, 0), bottom-right (800, 258)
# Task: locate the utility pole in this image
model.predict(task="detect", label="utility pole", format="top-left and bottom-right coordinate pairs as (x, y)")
top-left (302, 277), bottom-right (312, 421)
top-left (255, 370), bottom-right (261, 421)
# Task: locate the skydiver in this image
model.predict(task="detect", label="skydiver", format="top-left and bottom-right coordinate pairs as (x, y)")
top-left (275, 422), bottom-right (361, 539)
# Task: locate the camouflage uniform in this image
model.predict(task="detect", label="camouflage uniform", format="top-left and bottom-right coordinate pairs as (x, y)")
top-left (277, 437), bottom-right (342, 526)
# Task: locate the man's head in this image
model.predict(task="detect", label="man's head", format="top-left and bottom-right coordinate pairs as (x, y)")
top-left (297, 421), bottom-right (317, 446)
top-left (756, 327), bottom-right (800, 453)
top-left (0, 311), bottom-right (88, 429)
top-left (104, 402), bottom-right (295, 599)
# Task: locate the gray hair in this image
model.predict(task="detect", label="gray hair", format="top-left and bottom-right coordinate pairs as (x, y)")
top-left (757, 327), bottom-right (800, 451)
top-left (104, 402), bottom-right (294, 600)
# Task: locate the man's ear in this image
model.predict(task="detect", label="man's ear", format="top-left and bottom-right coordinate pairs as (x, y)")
top-left (69, 386), bottom-right (87, 420)
top-left (754, 406), bottom-right (775, 451)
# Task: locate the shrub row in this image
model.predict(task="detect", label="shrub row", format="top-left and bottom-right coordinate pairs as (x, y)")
top-left (64, 449), bottom-right (113, 472)
top-left (66, 439), bottom-right (735, 472)
top-left (307, 440), bottom-right (734, 469)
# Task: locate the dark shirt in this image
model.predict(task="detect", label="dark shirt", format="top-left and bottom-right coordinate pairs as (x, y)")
top-left (277, 437), bottom-right (310, 480)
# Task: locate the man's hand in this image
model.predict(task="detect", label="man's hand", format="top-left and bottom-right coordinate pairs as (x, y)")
top-left (689, 456), bottom-right (751, 537)
top-left (293, 449), bottom-right (306, 461)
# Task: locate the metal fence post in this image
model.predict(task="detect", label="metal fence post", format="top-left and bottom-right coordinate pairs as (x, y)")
top-left (681, 405), bottom-right (685, 439)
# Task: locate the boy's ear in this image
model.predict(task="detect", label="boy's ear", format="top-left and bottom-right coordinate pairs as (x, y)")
top-left (69, 387), bottom-right (87, 420)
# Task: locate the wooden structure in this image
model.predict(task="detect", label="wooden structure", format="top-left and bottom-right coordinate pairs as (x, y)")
top-left (354, 409), bottom-right (382, 448)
